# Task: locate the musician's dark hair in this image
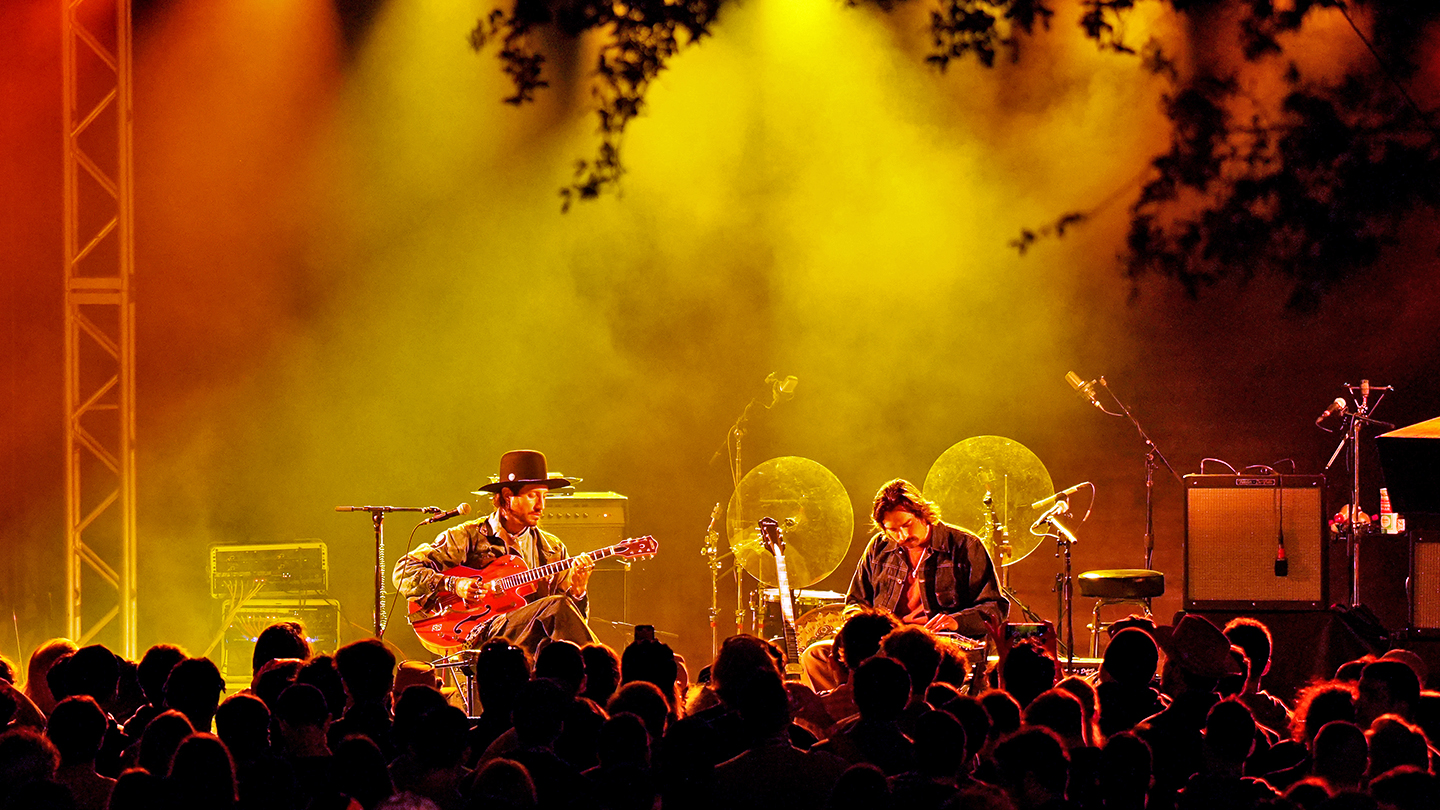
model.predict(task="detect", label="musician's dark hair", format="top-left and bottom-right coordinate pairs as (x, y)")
top-left (871, 479), bottom-right (940, 531)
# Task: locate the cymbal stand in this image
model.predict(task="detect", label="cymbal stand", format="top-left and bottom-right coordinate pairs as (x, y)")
top-left (710, 375), bottom-right (794, 637)
top-left (1321, 381), bottom-right (1394, 606)
top-left (986, 492), bottom-right (1048, 628)
top-left (1095, 378), bottom-right (1183, 570)
top-left (700, 504), bottom-right (725, 660)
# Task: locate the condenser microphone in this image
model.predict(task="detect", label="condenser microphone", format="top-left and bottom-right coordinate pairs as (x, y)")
top-left (1031, 482), bottom-right (1092, 510)
top-left (1315, 398), bottom-right (1346, 426)
top-left (420, 503), bottom-right (472, 525)
top-left (1065, 371), bottom-right (1102, 410)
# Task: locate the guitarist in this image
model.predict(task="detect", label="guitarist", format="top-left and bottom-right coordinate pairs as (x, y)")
top-left (393, 449), bottom-right (597, 654)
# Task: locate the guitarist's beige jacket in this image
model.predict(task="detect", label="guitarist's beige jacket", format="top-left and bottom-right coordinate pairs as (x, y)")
top-left (393, 514), bottom-right (578, 612)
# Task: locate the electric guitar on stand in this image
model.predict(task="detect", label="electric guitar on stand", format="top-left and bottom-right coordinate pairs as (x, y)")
top-left (759, 517), bottom-right (804, 682)
top-left (407, 535), bottom-right (658, 654)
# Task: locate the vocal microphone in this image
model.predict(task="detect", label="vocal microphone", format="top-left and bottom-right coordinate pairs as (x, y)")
top-left (1065, 371), bottom-right (1103, 410)
top-left (1315, 398), bottom-right (1346, 426)
top-left (420, 503), bottom-right (472, 525)
top-left (1031, 482), bottom-right (1092, 510)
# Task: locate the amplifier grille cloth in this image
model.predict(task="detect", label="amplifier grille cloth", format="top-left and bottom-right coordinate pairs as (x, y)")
top-left (1188, 487), bottom-right (1323, 603)
top-left (1415, 542), bottom-right (1440, 630)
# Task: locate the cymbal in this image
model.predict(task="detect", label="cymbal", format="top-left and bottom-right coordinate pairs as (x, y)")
top-left (727, 456), bottom-right (853, 589)
top-left (923, 436), bottom-right (1054, 565)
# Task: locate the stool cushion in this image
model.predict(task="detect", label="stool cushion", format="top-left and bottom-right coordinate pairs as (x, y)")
top-left (1078, 569), bottom-right (1165, 599)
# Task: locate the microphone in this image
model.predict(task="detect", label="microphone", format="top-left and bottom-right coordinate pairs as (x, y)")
top-left (1030, 499), bottom-right (1068, 531)
top-left (1315, 398), bottom-right (1346, 425)
top-left (420, 503), bottom-right (472, 525)
top-left (1031, 482), bottom-right (1092, 510)
top-left (1065, 371), bottom-right (1102, 410)
top-left (766, 372), bottom-right (798, 404)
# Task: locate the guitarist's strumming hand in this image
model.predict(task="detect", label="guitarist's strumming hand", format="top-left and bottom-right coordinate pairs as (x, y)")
top-left (453, 577), bottom-right (489, 604)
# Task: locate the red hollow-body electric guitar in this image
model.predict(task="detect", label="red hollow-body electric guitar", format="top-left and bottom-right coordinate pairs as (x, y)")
top-left (407, 535), bottom-right (658, 654)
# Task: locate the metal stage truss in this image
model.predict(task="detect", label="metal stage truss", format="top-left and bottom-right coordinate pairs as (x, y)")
top-left (63, 0), bottom-right (137, 658)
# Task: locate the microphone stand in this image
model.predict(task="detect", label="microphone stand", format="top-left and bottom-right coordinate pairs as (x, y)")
top-left (1321, 383), bottom-right (1394, 606)
top-left (336, 504), bottom-right (440, 636)
top-left (709, 378), bottom-right (791, 636)
top-left (1033, 502), bottom-right (1079, 673)
top-left (1095, 378), bottom-right (1183, 570)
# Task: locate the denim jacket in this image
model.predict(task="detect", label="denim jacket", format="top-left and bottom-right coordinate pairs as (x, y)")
top-left (845, 521), bottom-right (1007, 636)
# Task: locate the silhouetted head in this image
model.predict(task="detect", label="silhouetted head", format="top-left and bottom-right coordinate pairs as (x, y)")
top-left (536, 639), bottom-right (585, 697)
top-left (334, 638), bottom-right (397, 707)
top-left (44, 695), bottom-right (108, 766)
top-left (252, 622), bottom-right (310, 675)
top-left (853, 656), bottom-right (910, 723)
top-left (837, 609), bottom-right (902, 671)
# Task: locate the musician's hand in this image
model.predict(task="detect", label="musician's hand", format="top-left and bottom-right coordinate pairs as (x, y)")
top-left (455, 577), bottom-right (486, 603)
top-left (570, 553), bottom-right (595, 595)
top-left (925, 613), bottom-right (959, 633)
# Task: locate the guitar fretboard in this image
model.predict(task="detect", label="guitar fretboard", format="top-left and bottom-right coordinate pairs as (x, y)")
top-left (491, 544), bottom-right (621, 591)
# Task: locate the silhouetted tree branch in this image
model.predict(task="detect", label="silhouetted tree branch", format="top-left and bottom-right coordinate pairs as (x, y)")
top-left (470, 0), bottom-right (1439, 307)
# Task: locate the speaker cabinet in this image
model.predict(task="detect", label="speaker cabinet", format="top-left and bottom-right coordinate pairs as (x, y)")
top-left (540, 492), bottom-right (631, 625)
top-left (1414, 537), bottom-right (1440, 631)
top-left (1185, 475), bottom-right (1326, 610)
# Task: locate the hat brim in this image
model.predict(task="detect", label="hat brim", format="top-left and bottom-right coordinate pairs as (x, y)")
top-left (473, 477), bottom-right (573, 495)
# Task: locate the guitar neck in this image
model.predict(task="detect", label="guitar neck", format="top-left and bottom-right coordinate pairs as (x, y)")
top-left (493, 544), bottom-right (619, 592)
top-left (774, 553), bottom-right (801, 669)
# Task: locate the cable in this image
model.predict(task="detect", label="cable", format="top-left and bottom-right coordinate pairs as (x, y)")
top-left (1200, 458), bottom-right (1238, 474)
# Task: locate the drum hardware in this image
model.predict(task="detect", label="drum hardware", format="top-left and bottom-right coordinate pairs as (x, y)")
top-left (925, 436), bottom-right (1059, 656)
top-left (727, 456), bottom-right (852, 637)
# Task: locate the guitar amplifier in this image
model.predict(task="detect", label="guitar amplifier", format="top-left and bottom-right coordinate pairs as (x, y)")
top-left (219, 598), bottom-right (340, 681)
top-left (540, 492), bottom-right (631, 623)
top-left (1185, 475), bottom-right (1326, 610)
top-left (210, 542), bottom-right (328, 598)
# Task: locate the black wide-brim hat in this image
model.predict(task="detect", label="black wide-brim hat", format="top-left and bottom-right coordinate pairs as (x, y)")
top-left (473, 449), bottom-right (573, 495)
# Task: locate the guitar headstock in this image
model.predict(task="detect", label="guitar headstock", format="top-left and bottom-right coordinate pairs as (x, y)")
top-left (757, 516), bottom-right (785, 554)
top-left (616, 535), bottom-right (658, 560)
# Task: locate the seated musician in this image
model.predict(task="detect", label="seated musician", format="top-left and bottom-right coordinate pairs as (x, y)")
top-left (394, 449), bottom-right (596, 653)
top-left (804, 478), bottom-right (1007, 689)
